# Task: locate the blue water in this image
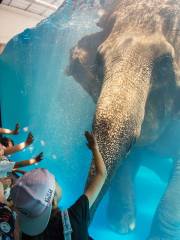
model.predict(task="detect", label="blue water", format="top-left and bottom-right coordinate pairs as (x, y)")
top-left (0, 1), bottom-right (171, 239)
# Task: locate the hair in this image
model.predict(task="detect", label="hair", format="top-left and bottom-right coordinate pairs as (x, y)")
top-left (0, 137), bottom-right (14, 147)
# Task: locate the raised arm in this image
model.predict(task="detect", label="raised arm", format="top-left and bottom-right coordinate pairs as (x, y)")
top-left (0, 123), bottom-right (20, 135)
top-left (4, 132), bottom-right (34, 155)
top-left (84, 131), bottom-right (107, 208)
top-left (12, 169), bottom-right (26, 175)
top-left (13, 152), bottom-right (43, 169)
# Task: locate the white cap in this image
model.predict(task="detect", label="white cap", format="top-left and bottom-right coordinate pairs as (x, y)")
top-left (10, 168), bottom-right (55, 236)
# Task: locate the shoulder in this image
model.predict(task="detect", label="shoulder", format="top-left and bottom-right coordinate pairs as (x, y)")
top-left (70, 194), bottom-right (89, 210)
top-left (68, 194), bottom-right (90, 220)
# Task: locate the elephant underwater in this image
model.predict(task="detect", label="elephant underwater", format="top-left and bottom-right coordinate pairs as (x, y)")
top-left (67, 0), bottom-right (180, 239)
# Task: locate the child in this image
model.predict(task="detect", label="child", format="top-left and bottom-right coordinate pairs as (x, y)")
top-left (0, 146), bottom-right (43, 201)
top-left (0, 147), bottom-right (43, 179)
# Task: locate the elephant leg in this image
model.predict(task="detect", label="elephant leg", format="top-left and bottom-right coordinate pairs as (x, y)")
top-left (107, 148), bottom-right (142, 234)
top-left (147, 156), bottom-right (180, 240)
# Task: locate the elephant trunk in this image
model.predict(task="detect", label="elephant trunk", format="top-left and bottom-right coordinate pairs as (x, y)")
top-left (94, 44), bottom-right (153, 176)
top-left (147, 157), bottom-right (180, 240)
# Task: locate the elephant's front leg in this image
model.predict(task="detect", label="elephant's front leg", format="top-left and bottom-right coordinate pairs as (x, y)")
top-left (147, 156), bottom-right (180, 240)
top-left (107, 148), bottom-right (142, 234)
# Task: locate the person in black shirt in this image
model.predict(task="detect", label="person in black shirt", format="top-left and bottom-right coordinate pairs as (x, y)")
top-left (22, 194), bottom-right (92, 240)
top-left (11, 131), bottom-right (107, 240)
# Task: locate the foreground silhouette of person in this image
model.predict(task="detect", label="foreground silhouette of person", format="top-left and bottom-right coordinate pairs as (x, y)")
top-left (10, 131), bottom-right (107, 240)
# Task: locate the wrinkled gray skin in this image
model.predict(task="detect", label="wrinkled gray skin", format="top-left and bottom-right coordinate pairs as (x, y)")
top-left (68, 0), bottom-right (180, 239)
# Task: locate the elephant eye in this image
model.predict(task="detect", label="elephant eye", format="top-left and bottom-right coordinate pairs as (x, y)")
top-left (148, 53), bottom-right (177, 121)
top-left (151, 54), bottom-right (176, 89)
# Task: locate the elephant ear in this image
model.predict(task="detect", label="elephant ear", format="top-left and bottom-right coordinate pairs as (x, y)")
top-left (66, 1), bottom-right (117, 103)
top-left (66, 30), bottom-right (107, 103)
